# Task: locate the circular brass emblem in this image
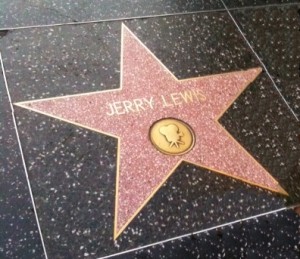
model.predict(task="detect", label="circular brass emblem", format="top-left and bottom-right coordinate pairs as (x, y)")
top-left (149, 118), bottom-right (195, 155)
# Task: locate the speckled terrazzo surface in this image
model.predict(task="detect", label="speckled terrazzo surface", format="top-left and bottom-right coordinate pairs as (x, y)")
top-left (0, 2), bottom-right (299, 259)
top-left (0, 0), bottom-right (223, 28)
top-left (0, 60), bottom-right (44, 257)
top-left (114, 209), bottom-right (300, 258)
top-left (231, 5), bottom-right (300, 117)
top-left (223, 0), bottom-right (300, 8)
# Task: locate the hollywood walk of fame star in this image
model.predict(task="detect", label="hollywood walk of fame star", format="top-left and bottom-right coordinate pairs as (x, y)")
top-left (15, 24), bottom-right (288, 239)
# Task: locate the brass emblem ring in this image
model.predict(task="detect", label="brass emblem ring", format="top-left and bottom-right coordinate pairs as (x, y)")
top-left (149, 118), bottom-right (195, 155)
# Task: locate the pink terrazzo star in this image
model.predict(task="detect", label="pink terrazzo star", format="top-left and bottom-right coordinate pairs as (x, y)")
top-left (16, 24), bottom-right (287, 239)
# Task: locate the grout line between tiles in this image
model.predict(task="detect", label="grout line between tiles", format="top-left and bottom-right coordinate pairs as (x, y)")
top-left (0, 2), bottom-right (299, 31)
top-left (0, 52), bottom-right (49, 259)
top-left (0, 8), bottom-right (225, 31)
top-left (99, 206), bottom-right (298, 259)
top-left (220, 0), bottom-right (299, 122)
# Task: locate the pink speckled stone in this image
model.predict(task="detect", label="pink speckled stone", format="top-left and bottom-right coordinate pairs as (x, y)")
top-left (17, 24), bottom-right (286, 238)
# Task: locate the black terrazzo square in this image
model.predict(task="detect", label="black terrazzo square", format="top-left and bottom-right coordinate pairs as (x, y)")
top-left (0, 8), bottom-right (299, 259)
top-left (0, 65), bottom-right (44, 258)
top-left (231, 4), bottom-right (300, 117)
top-left (223, 0), bottom-right (300, 8)
top-left (114, 209), bottom-right (300, 259)
top-left (0, 0), bottom-right (223, 29)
